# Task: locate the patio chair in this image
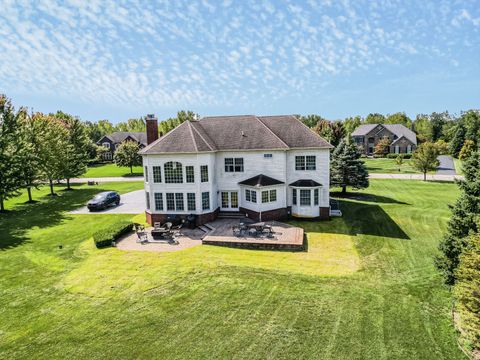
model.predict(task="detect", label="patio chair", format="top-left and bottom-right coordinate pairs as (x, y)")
top-left (232, 226), bottom-right (242, 237)
top-left (248, 228), bottom-right (258, 237)
top-left (164, 222), bottom-right (173, 230)
top-left (153, 222), bottom-right (162, 229)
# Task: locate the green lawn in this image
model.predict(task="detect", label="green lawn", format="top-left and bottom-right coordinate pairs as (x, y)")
top-left (0, 180), bottom-right (464, 359)
top-left (364, 158), bottom-right (421, 174)
top-left (453, 158), bottom-right (463, 175)
top-left (81, 163), bottom-right (143, 178)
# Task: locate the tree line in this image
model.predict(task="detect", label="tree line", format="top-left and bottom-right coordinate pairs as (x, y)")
top-left (84, 110), bottom-right (197, 144)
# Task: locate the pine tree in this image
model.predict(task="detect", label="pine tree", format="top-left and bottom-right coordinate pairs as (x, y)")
top-left (436, 152), bottom-right (480, 284)
top-left (0, 95), bottom-right (24, 211)
top-left (449, 124), bottom-right (466, 158)
top-left (330, 138), bottom-right (369, 194)
top-left (114, 141), bottom-right (142, 174)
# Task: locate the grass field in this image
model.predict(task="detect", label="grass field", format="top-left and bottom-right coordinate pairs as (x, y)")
top-left (363, 158), bottom-right (420, 174)
top-left (81, 163), bottom-right (143, 178)
top-left (0, 180), bottom-right (464, 359)
top-left (453, 158), bottom-right (463, 175)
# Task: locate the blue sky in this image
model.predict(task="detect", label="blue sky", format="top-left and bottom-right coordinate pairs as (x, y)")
top-left (1, 0), bottom-right (479, 123)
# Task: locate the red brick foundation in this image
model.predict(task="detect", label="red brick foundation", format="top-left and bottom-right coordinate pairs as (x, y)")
top-left (145, 208), bottom-right (219, 227)
top-left (239, 207), bottom-right (289, 222)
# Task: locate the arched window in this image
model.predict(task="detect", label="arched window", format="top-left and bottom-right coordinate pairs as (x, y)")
top-left (164, 162), bottom-right (183, 183)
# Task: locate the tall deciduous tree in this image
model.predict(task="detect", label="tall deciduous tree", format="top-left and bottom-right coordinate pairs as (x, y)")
top-left (411, 142), bottom-right (440, 181)
top-left (330, 138), bottom-right (369, 194)
top-left (18, 111), bottom-right (42, 202)
top-left (0, 95), bottom-right (24, 211)
top-left (114, 141), bottom-right (141, 174)
top-left (159, 110), bottom-right (197, 135)
top-left (436, 152), bottom-right (480, 284)
top-left (414, 115), bottom-right (433, 142)
top-left (343, 116), bottom-right (362, 135)
top-left (55, 112), bottom-right (90, 189)
top-left (365, 113), bottom-right (386, 124)
top-left (35, 114), bottom-right (69, 196)
top-left (385, 112), bottom-right (411, 127)
top-left (300, 114), bottom-right (325, 128)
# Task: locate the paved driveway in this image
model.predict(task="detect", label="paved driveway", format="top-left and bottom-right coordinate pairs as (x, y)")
top-left (436, 155), bottom-right (456, 175)
top-left (70, 190), bottom-right (145, 214)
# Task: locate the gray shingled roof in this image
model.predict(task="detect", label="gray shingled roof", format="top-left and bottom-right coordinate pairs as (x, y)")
top-left (289, 179), bottom-right (322, 187)
top-left (100, 131), bottom-right (148, 146)
top-left (140, 115), bottom-right (332, 154)
top-left (351, 124), bottom-right (417, 145)
top-left (238, 174), bottom-right (284, 187)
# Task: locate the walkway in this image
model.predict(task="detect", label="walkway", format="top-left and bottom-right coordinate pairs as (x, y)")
top-left (436, 155), bottom-right (456, 175)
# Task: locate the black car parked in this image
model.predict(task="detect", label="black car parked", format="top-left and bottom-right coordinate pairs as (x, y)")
top-left (87, 191), bottom-right (120, 211)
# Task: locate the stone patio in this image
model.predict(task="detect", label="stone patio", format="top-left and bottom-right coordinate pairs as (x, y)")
top-left (115, 226), bottom-right (204, 252)
top-left (202, 218), bottom-right (305, 251)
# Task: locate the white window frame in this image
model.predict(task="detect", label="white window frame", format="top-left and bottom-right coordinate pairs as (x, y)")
top-left (200, 165), bottom-right (208, 182)
top-left (300, 189), bottom-right (311, 206)
top-left (164, 162), bottom-right (183, 183)
top-left (154, 193), bottom-right (163, 211)
top-left (187, 193), bottom-right (196, 211)
top-left (202, 192), bottom-right (210, 210)
top-left (153, 166), bottom-right (162, 183)
top-left (186, 166), bottom-right (195, 183)
top-left (225, 158), bottom-right (244, 172)
top-left (295, 155), bottom-right (316, 171)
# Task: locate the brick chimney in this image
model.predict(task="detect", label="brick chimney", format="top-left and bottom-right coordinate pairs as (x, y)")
top-left (146, 114), bottom-right (159, 145)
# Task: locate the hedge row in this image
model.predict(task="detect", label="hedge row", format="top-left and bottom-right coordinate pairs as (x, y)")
top-left (93, 220), bottom-right (133, 248)
top-left (386, 153), bottom-right (413, 159)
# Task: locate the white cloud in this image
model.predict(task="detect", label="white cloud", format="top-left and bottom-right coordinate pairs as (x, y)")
top-left (0, 0), bottom-right (477, 112)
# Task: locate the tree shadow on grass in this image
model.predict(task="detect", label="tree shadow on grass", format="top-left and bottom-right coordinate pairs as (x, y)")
top-left (337, 200), bottom-right (410, 240)
top-left (0, 185), bottom-right (106, 251)
top-left (330, 192), bottom-right (410, 205)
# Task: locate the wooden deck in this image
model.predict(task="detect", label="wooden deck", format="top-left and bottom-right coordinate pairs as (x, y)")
top-left (202, 219), bottom-right (305, 251)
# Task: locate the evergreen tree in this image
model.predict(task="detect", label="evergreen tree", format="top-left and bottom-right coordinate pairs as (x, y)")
top-left (411, 142), bottom-right (440, 181)
top-left (436, 152), bottom-right (480, 284)
top-left (114, 141), bottom-right (142, 174)
top-left (449, 124), bottom-right (466, 158)
top-left (330, 138), bottom-right (369, 194)
top-left (55, 113), bottom-right (90, 189)
top-left (0, 95), bottom-right (24, 211)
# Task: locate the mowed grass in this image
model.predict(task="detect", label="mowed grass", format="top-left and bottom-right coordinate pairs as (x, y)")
top-left (81, 163), bottom-right (143, 178)
top-left (453, 158), bottom-right (463, 175)
top-left (0, 180), bottom-right (464, 359)
top-left (364, 158), bottom-right (420, 174)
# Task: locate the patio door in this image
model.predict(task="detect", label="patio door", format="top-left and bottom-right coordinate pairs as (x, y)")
top-left (221, 191), bottom-right (239, 211)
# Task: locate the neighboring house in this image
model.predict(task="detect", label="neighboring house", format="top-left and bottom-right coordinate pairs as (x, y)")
top-left (352, 124), bottom-right (417, 155)
top-left (96, 131), bottom-right (148, 160)
top-left (140, 115), bottom-right (333, 226)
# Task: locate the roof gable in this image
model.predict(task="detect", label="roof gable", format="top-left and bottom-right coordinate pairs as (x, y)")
top-left (141, 115), bottom-right (332, 155)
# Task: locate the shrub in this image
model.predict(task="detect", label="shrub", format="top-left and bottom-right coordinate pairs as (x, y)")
top-left (93, 220), bottom-right (133, 248)
top-left (453, 234), bottom-right (480, 354)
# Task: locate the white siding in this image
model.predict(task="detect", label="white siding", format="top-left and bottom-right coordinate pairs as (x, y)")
top-left (142, 147), bottom-right (330, 216)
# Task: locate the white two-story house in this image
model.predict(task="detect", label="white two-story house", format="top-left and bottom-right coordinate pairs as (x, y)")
top-left (139, 114), bottom-right (333, 226)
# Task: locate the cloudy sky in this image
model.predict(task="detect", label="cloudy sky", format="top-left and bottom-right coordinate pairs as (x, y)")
top-left (1, 0), bottom-right (479, 123)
